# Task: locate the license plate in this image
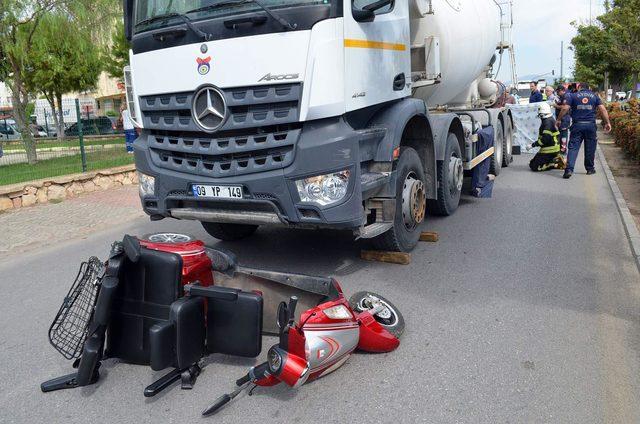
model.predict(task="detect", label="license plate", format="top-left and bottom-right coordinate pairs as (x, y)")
top-left (192, 184), bottom-right (243, 199)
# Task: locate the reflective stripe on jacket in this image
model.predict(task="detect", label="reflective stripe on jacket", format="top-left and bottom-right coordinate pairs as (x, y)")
top-left (539, 130), bottom-right (560, 153)
top-left (534, 117), bottom-right (560, 154)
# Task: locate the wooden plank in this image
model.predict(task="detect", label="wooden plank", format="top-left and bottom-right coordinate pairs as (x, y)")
top-left (419, 231), bottom-right (439, 242)
top-left (360, 250), bottom-right (411, 265)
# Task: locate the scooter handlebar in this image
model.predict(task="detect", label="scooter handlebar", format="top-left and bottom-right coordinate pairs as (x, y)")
top-left (288, 296), bottom-right (298, 323)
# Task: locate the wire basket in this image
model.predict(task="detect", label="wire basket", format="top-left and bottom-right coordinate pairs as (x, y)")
top-left (48, 257), bottom-right (105, 360)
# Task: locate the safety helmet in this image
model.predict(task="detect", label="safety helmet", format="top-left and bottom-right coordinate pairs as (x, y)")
top-left (538, 102), bottom-right (552, 118)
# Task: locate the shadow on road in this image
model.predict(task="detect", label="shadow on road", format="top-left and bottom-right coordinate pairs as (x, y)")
top-left (209, 226), bottom-right (370, 278)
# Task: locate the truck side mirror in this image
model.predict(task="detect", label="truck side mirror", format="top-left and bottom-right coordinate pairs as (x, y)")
top-left (352, 6), bottom-right (375, 22)
top-left (352, 0), bottom-right (392, 22)
top-left (123, 0), bottom-right (134, 41)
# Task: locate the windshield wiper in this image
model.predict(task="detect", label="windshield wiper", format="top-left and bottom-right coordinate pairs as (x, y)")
top-left (186, 0), bottom-right (297, 30)
top-left (135, 12), bottom-right (214, 40)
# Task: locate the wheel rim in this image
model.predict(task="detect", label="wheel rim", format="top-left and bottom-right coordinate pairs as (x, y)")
top-left (401, 172), bottom-right (426, 231)
top-left (448, 153), bottom-right (464, 194)
top-left (146, 233), bottom-right (193, 243)
top-left (505, 123), bottom-right (513, 156)
top-left (356, 295), bottom-right (398, 327)
top-left (495, 129), bottom-right (503, 166)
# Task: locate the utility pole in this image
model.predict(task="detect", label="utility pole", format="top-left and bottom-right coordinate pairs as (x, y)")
top-left (560, 41), bottom-right (564, 82)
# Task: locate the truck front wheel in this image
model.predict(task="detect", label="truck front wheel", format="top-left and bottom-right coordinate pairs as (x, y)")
top-left (372, 147), bottom-right (426, 252)
top-left (201, 222), bottom-right (258, 241)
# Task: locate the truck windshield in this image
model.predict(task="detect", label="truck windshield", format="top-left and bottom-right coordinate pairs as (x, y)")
top-left (135, 0), bottom-right (329, 33)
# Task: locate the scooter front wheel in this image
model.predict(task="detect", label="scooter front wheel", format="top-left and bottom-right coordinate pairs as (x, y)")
top-left (349, 292), bottom-right (405, 338)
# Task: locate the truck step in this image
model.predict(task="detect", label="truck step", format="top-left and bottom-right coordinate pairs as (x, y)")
top-left (357, 222), bottom-right (393, 240)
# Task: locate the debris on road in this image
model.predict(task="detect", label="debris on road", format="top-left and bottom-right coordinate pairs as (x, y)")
top-left (360, 250), bottom-right (411, 265)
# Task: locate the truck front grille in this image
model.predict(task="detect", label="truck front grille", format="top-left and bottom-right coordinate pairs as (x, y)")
top-left (140, 83), bottom-right (302, 177)
top-left (139, 83), bottom-right (301, 132)
top-left (146, 128), bottom-right (300, 177)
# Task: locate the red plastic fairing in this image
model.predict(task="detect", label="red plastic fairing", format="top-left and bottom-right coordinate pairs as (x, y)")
top-left (278, 353), bottom-right (309, 387)
top-left (255, 374), bottom-right (280, 387)
top-left (288, 327), bottom-right (307, 359)
top-left (139, 239), bottom-right (214, 287)
top-left (355, 311), bottom-right (400, 353)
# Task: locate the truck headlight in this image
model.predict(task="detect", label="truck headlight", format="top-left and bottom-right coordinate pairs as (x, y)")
top-left (138, 172), bottom-right (155, 197)
top-left (295, 170), bottom-right (350, 206)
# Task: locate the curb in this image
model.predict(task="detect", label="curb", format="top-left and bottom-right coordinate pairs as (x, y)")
top-left (0, 164), bottom-right (136, 196)
top-left (597, 146), bottom-right (640, 272)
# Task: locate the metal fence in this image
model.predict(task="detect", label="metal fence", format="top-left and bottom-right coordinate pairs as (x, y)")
top-left (0, 98), bottom-right (134, 187)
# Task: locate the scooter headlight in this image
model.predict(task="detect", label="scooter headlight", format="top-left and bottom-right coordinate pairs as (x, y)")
top-left (138, 172), bottom-right (155, 197)
top-left (295, 170), bottom-right (350, 206)
top-left (267, 346), bottom-right (283, 374)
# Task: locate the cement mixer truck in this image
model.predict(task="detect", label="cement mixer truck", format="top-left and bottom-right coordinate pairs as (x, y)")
top-left (123, 0), bottom-right (517, 252)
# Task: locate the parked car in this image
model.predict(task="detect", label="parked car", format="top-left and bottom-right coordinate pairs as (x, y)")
top-left (625, 91), bottom-right (640, 101)
top-left (30, 124), bottom-right (48, 138)
top-left (64, 116), bottom-right (117, 136)
top-left (0, 119), bottom-right (22, 141)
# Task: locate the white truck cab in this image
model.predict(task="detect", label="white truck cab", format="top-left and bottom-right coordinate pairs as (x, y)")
top-left (124, 0), bottom-right (515, 252)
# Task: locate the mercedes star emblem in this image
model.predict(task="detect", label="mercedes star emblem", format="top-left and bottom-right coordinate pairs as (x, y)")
top-left (192, 86), bottom-right (227, 132)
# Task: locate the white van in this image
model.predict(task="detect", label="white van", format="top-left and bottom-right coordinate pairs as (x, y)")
top-left (0, 119), bottom-right (47, 140)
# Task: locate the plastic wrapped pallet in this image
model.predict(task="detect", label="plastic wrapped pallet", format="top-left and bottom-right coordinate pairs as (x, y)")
top-left (471, 126), bottom-right (494, 198)
top-left (507, 103), bottom-right (541, 153)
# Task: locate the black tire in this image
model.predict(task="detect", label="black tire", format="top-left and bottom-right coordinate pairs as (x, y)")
top-left (490, 121), bottom-right (503, 176)
top-left (427, 132), bottom-right (463, 216)
top-left (372, 147), bottom-right (426, 253)
top-left (349, 291), bottom-right (405, 338)
top-left (502, 116), bottom-right (513, 167)
top-left (201, 222), bottom-right (258, 241)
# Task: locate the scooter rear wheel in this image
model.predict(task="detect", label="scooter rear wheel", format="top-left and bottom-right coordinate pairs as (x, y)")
top-left (349, 292), bottom-right (405, 338)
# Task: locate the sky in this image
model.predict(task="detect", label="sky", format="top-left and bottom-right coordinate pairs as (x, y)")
top-left (496, 0), bottom-right (608, 83)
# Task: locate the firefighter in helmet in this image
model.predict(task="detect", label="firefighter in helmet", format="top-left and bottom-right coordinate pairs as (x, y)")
top-left (527, 102), bottom-right (567, 172)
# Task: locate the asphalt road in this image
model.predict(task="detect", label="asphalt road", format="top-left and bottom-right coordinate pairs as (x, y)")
top-left (1, 152), bottom-right (639, 424)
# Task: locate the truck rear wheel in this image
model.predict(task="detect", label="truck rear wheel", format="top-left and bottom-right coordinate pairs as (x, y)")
top-left (427, 132), bottom-right (463, 216)
top-left (502, 117), bottom-right (513, 167)
top-left (201, 222), bottom-right (258, 241)
top-left (372, 147), bottom-right (426, 253)
top-left (490, 121), bottom-right (503, 176)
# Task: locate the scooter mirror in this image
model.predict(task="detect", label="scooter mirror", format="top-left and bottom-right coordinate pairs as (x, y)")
top-left (277, 302), bottom-right (288, 330)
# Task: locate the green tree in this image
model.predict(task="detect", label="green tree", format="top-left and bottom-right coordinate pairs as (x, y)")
top-left (0, 1), bottom-right (50, 163)
top-left (571, 1), bottom-right (640, 96)
top-left (0, 0), bottom-right (119, 163)
top-left (103, 21), bottom-right (131, 82)
top-left (29, 13), bottom-right (103, 140)
top-left (600, 0), bottom-right (640, 97)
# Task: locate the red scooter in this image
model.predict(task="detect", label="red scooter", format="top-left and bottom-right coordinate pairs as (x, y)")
top-left (41, 233), bottom-right (404, 418)
top-left (201, 282), bottom-right (404, 416)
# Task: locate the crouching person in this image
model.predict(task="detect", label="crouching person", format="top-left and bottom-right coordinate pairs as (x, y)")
top-left (528, 103), bottom-right (566, 172)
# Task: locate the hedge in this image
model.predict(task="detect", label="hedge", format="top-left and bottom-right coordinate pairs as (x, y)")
top-left (608, 99), bottom-right (640, 162)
